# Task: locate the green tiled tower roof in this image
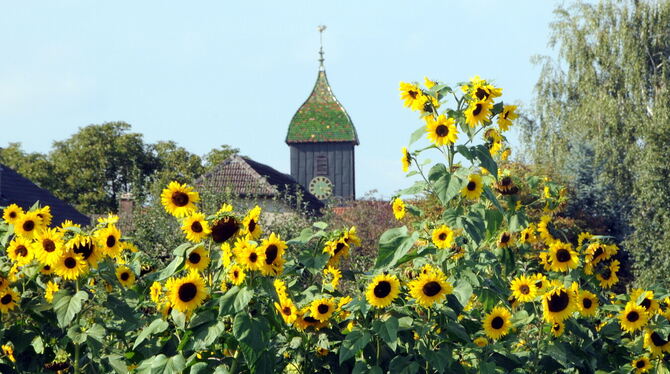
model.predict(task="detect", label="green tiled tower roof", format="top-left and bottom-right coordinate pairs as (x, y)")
top-left (286, 68), bottom-right (359, 144)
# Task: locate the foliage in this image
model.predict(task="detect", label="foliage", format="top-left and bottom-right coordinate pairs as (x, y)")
top-left (521, 0), bottom-right (670, 287)
top-left (0, 123), bottom-right (239, 216)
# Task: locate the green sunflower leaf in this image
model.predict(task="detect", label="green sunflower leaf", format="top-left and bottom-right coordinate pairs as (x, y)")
top-left (53, 290), bottom-right (88, 328)
top-left (339, 330), bottom-right (371, 364)
top-left (133, 318), bottom-right (169, 350)
top-left (409, 124), bottom-right (426, 146)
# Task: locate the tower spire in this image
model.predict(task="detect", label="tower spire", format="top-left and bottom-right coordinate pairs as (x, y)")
top-left (318, 25), bottom-right (326, 70)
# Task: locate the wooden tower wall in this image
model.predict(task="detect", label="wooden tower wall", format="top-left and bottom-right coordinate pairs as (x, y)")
top-left (289, 142), bottom-right (355, 200)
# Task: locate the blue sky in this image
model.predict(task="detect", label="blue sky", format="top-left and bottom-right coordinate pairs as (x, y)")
top-left (0, 1), bottom-right (562, 198)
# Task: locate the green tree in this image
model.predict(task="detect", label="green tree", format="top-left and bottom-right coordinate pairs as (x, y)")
top-left (50, 122), bottom-right (159, 214)
top-left (203, 144), bottom-right (239, 172)
top-left (147, 141), bottom-right (205, 198)
top-left (0, 143), bottom-right (57, 193)
top-left (522, 0), bottom-right (670, 285)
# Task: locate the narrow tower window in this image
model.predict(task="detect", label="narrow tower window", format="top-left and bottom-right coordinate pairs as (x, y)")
top-left (315, 154), bottom-right (328, 176)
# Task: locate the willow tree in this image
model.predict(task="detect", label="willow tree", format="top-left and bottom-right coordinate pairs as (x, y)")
top-left (523, 0), bottom-right (670, 285)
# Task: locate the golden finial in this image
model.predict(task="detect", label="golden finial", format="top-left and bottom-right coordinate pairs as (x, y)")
top-left (318, 25), bottom-right (327, 69)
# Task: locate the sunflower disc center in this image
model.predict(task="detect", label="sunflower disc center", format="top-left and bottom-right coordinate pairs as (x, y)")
top-left (640, 298), bottom-right (651, 310)
top-left (317, 304), bottom-right (329, 314)
top-left (189, 252), bottom-right (201, 264)
top-left (491, 316), bottom-right (504, 329)
top-left (249, 252), bottom-right (258, 263)
top-left (211, 218), bottom-right (239, 243)
top-left (15, 245), bottom-right (28, 257)
top-left (636, 361), bottom-right (646, 369)
top-left (334, 242), bottom-right (346, 255)
top-left (191, 221), bottom-right (203, 233)
top-left (547, 290), bottom-right (570, 312)
top-left (283, 307), bottom-right (292, 316)
top-left (178, 283), bottom-right (198, 302)
top-left (106, 235), bottom-right (116, 248)
top-left (64, 257), bottom-right (77, 269)
top-left (438, 233), bottom-right (447, 241)
top-left (467, 181), bottom-right (476, 191)
top-left (435, 125), bottom-right (449, 137)
top-left (265, 245), bottom-right (278, 264)
top-left (23, 220), bottom-right (35, 232)
top-left (627, 311), bottom-right (639, 322)
top-left (409, 90), bottom-right (418, 99)
top-left (422, 281), bottom-right (442, 297)
top-left (651, 332), bottom-right (668, 346)
top-left (472, 104), bottom-right (483, 116)
top-left (121, 272), bottom-right (130, 281)
top-left (248, 219), bottom-right (257, 233)
top-left (74, 242), bottom-right (94, 260)
top-left (582, 298), bottom-right (592, 309)
top-left (1, 294), bottom-right (12, 305)
top-left (43, 239), bottom-right (56, 252)
top-left (519, 285), bottom-right (530, 295)
top-left (171, 192), bottom-right (189, 207)
top-left (373, 281), bottom-right (392, 298)
top-left (556, 249), bottom-right (571, 263)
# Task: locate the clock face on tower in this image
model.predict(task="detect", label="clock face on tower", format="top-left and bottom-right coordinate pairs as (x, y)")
top-left (309, 176), bottom-right (333, 200)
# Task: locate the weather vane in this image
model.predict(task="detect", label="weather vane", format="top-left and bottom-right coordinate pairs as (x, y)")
top-left (318, 25), bottom-right (327, 69)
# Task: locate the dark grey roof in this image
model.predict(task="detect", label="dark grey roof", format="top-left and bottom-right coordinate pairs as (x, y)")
top-left (195, 156), bottom-right (324, 213)
top-left (0, 163), bottom-right (90, 227)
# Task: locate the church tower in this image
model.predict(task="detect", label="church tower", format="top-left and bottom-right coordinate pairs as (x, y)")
top-left (286, 26), bottom-right (358, 201)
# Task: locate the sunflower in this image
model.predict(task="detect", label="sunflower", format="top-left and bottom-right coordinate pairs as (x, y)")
top-left (181, 213), bottom-right (211, 243)
top-left (40, 264), bottom-right (53, 275)
top-left (150, 281), bottom-right (163, 303)
top-left (629, 289), bottom-right (659, 315)
top-left (464, 100), bottom-right (493, 127)
top-left (536, 215), bottom-right (556, 245)
top-left (260, 233), bottom-right (287, 276)
top-left (227, 265), bottom-right (246, 286)
top-left (45, 281), bottom-right (59, 303)
top-left (461, 174), bottom-right (483, 200)
top-left (585, 242), bottom-right (616, 266)
top-left (577, 290), bottom-right (598, 316)
top-left (323, 239), bottom-right (350, 267)
top-left (619, 301), bottom-right (649, 334)
top-left (59, 220), bottom-right (80, 233)
top-left (494, 176), bottom-right (518, 195)
top-left (431, 225), bottom-right (454, 249)
top-left (392, 198), bottom-right (406, 220)
top-left (482, 306), bottom-right (512, 340)
top-left (241, 206), bottom-right (262, 239)
top-left (471, 82), bottom-right (502, 102)
top-left (542, 286), bottom-right (575, 323)
top-left (160, 181), bottom-right (200, 217)
top-left (36, 206), bottom-right (52, 227)
top-left (501, 147), bottom-right (512, 161)
top-left (519, 224), bottom-right (538, 245)
top-left (7, 237), bottom-right (34, 265)
top-left (547, 241), bottom-right (579, 272)
top-left (323, 266), bottom-right (342, 289)
top-left (167, 271), bottom-right (208, 313)
top-left (550, 321), bottom-right (565, 337)
top-left (185, 246), bottom-right (211, 273)
top-left (14, 211), bottom-right (41, 239)
top-left (408, 271), bottom-right (453, 307)
top-left (643, 329), bottom-right (670, 356)
top-left (310, 298), bottom-right (336, 323)
top-left (33, 228), bottom-right (64, 266)
top-left (342, 227), bottom-right (362, 247)
top-left (53, 249), bottom-right (88, 280)
top-left (497, 231), bottom-right (514, 249)
top-left (509, 275), bottom-right (537, 303)
top-left (294, 307), bottom-right (324, 331)
top-left (632, 356), bottom-right (652, 373)
top-left (497, 105), bottom-right (518, 132)
top-left (2, 204), bottom-right (23, 225)
top-left (67, 235), bottom-right (102, 269)
top-left (0, 289), bottom-right (19, 313)
top-left (425, 114), bottom-right (458, 146)
top-left (234, 239), bottom-right (265, 272)
top-left (401, 147), bottom-right (412, 173)
top-left (274, 297), bottom-right (298, 325)
top-left (96, 213), bottom-right (119, 226)
top-left (473, 337), bottom-right (488, 347)
top-left (597, 260), bottom-right (620, 289)
top-left (115, 265), bottom-right (136, 288)
top-left (399, 82), bottom-right (425, 111)
top-left (365, 273), bottom-right (400, 308)
top-left (274, 279), bottom-right (288, 300)
top-left (210, 216), bottom-right (239, 243)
